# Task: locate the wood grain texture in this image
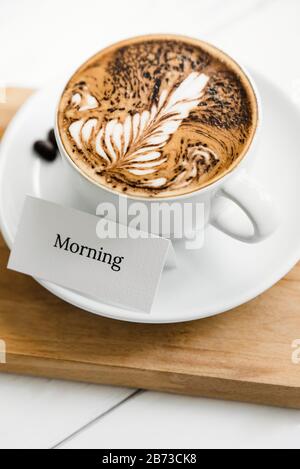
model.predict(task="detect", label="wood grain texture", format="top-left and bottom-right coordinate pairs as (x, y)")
top-left (0, 89), bottom-right (300, 409)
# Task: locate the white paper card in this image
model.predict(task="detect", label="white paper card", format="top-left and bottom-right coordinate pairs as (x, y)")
top-left (8, 196), bottom-right (176, 314)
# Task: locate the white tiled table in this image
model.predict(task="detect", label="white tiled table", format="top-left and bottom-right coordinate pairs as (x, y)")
top-left (1, 0), bottom-right (300, 449)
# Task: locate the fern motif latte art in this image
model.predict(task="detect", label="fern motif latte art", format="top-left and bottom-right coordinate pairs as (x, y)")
top-left (68, 73), bottom-right (210, 189)
top-left (58, 37), bottom-right (256, 197)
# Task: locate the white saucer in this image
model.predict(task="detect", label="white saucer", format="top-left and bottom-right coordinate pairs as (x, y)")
top-left (0, 72), bottom-right (300, 324)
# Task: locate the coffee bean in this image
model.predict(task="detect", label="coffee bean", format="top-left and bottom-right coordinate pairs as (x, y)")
top-left (33, 140), bottom-right (57, 161)
top-left (47, 129), bottom-right (58, 149)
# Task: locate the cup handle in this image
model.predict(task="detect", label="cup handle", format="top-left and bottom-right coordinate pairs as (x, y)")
top-left (210, 170), bottom-right (280, 243)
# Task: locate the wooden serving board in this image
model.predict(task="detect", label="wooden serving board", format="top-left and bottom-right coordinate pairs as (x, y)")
top-left (1, 89), bottom-right (300, 409)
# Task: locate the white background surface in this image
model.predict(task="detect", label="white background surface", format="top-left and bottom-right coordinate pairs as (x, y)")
top-left (1, 0), bottom-right (300, 449)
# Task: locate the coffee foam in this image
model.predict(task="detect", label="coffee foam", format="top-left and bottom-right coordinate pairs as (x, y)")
top-left (58, 37), bottom-right (257, 198)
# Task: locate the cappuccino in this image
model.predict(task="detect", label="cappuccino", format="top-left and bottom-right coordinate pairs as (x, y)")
top-left (58, 35), bottom-right (257, 198)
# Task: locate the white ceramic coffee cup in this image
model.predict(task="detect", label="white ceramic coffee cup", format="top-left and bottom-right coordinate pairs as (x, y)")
top-left (55, 37), bottom-right (279, 244)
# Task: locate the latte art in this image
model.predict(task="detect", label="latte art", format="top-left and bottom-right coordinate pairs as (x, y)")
top-left (68, 72), bottom-right (210, 189)
top-left (58, 36), bottom-right (257, 198)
